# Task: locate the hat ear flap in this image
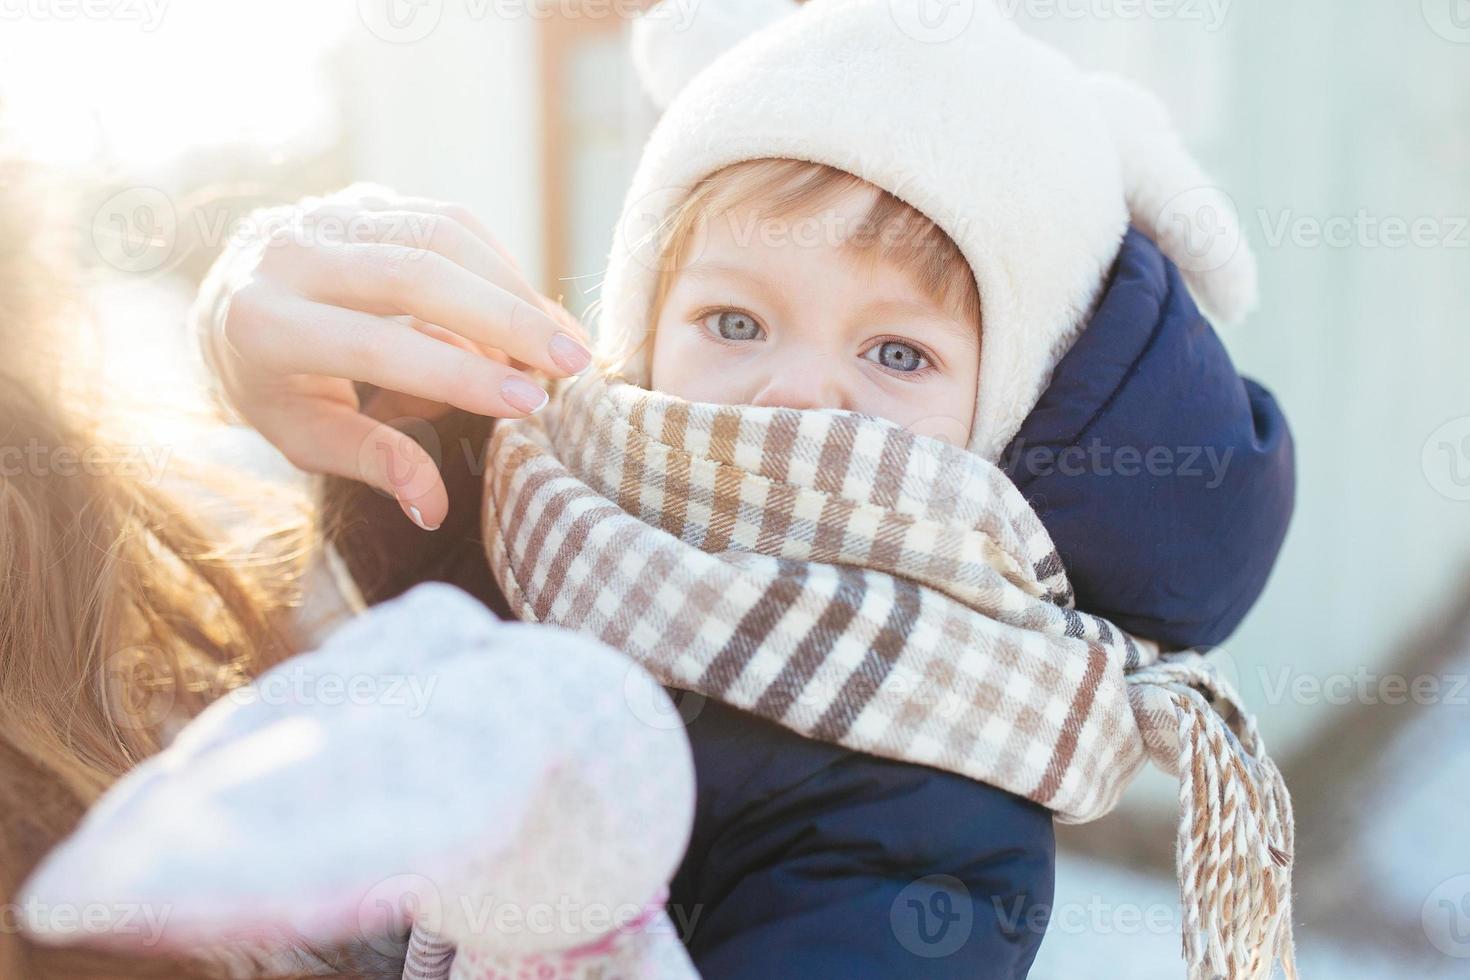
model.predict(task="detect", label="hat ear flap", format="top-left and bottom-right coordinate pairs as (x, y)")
top-left (1089, 72), bottom-right (1259, 324)
top-left (630, 0), bottom-right (803, 109)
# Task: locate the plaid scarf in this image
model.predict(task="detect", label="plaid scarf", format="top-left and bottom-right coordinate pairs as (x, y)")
top-left (482, 375), bottom-right (1296, 980)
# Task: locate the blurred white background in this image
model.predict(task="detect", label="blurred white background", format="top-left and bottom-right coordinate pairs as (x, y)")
top-left (2, 0), bottom-right (1466, 975)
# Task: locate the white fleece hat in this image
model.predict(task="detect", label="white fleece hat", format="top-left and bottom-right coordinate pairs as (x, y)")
top-left (600, 0), bottom-right (1257, 460)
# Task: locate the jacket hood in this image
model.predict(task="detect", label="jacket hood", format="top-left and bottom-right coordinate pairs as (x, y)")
top-left (1001, 228), bottom-right (1294, 649)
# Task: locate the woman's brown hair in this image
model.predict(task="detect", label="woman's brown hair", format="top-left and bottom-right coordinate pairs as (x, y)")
top-left (0, 155), bottom-right (332, 977)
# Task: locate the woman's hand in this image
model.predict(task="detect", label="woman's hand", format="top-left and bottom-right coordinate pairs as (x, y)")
top-left (198, 185), bottom-right (591, 531)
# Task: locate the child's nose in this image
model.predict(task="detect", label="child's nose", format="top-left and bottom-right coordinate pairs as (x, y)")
top-left (748, 361), bottom-right (850, 412)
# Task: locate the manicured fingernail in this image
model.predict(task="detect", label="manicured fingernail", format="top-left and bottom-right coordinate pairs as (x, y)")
top-left (403, 503), bottom-right (439, 531)
top-left (501, 375), bottom-right (549, 414)
top-left (548, 332), bottom-right (592, 375)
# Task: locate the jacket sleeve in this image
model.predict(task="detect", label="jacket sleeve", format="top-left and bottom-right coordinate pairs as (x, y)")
top-left (1002, 229), bottom-right (1295, 650)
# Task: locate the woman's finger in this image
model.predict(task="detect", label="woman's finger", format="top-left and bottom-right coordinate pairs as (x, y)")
top-left (295, 206), bottom-right (551, 318)
top-left (254, 196), bottom-right (592, 362)
top-left (372, 198), bottom-right (593, 346)
top-left (306, 242), bottom-right (591, 378)
top-left (362, 388), bottom-right (456, 425)
top-left (227, 294), bottom-right (551, 418)
top-left (320, 189), bottom-right (533, 288)
top-left (370, 195), bottom-right (526, 272)
top-left (263, 400), bottom-right (450, 531)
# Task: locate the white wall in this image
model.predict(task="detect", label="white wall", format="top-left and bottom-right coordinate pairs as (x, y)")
top-left (1011, 1), bottom-right (1470, 762)
top-left (335, 3), bottom-right (548, 289)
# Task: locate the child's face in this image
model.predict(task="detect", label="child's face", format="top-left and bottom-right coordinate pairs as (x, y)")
top-left (648, 184), bottom-right (980, 444)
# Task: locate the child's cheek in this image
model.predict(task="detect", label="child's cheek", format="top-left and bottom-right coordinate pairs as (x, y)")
top-left (648, 321), bottom-right (708, 401)
top-left (870, 375), bottom-right (975, 447)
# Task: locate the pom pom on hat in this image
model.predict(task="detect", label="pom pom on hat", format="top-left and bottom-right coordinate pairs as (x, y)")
top-left (631, 0), bottom-right (800, 109)
top-left (1089, 72), bottom-right (1258, 325)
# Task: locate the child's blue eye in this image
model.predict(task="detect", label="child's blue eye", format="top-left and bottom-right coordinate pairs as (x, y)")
top-left (864, 340), bottom-right (929, 373)
top-left (706, 310), bottom-right (763, 342)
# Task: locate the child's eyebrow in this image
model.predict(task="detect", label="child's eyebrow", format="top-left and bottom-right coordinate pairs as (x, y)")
top-left (676, 262), bottom-right (784, 305)
top-left (679, 261), bottom-right (763, 283)
top-left (860, 299), bottom-right (981, 343)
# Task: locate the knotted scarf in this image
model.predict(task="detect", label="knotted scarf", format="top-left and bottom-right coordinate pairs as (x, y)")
top-left (482, 375), bottom-right (1296, 980)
